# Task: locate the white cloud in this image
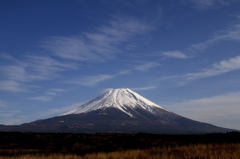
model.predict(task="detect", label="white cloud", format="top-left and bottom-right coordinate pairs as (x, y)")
top-left (162, 51), bottom-right (188, 59)
top-left (0, 80), bottom-right (26, 92)
top-left (213, 55), bottom-right (240, 71)
top-left (184, 0), bottom-right (230, 9)
top-left (67, 74), bottom-right (114, 87)
top-left (42, 16), bottom-right (153, 62)
top-left (0, 66), bottom-right (27, 82)
top-left (118, 69), bottom-right (132, 75)
top-left (46, 92), bottom-right (57, 96)
top-left (131, 85), bottom-right (157, 91)
top-left (29, 96), bottom-right (52, 102)
top-left (46, 88), bottom-right (66, 96)
top-left (184, 55), bottom-right (240, 81)
top-left (22, 55), bottom-right (78, 81)
top-left (48, 88), bottom-right (66, 92)
top-left (135, 62), bottom-right (160, 71)
top-left (118, 61), bottom-right (160, 75)
top-left (0, 55), bottom-right (29, 84)
top-left (165, 92), bottom-right (240, 129)
top-left (0, 16), bottom-right (154, 93)
top-left (160, 56), bottom-right (240, 84)
top-left (156, 15), bottom-right (240, 86)
top-left (65, 61), bottom-right (160, 87)
top-left (43, 36), bottom-right (101, 61)
top-left (0, 53), bottom-right (78, 92)
top-left (190, 16), bottom-right (240, 52)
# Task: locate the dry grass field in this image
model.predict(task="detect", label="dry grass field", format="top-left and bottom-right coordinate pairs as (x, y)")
top-left (1, 143), bottom-right (240, 159)
top-left (1, 132), bottom-right (240, 159)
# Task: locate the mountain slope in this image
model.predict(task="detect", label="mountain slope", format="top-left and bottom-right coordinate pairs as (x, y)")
top-left (61, 88), bottom-right (166, 117)
top-left (0, 88), bottom-right (236, 134)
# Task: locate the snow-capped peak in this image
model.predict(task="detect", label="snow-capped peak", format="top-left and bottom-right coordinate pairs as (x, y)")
top-left (61, 88), bottom-right (165, 117)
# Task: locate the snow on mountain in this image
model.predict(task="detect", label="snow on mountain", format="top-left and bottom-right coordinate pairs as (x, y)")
top-left (61, 88), bottom-right (166, 117)
top-left (1, 88), bottom-right (235, 134)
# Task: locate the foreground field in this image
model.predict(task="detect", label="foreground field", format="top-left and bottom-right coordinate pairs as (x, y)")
top-left (1, 143), bottom-right (240, 159)
top-left (1, 132), bottom-right (240, 158)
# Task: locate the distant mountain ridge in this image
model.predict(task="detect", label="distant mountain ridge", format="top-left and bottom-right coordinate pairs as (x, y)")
top-left (0, 88), bottom-right (236, 134)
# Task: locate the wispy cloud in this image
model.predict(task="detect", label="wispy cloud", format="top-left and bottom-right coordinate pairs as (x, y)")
top-left (162, 51), bottom-right (188, 59)
top-left (13, 55), bottom-right (77, 82)
top-left (46, 92), bottom-right (57, 96)
top-left (118, 61), bottom-right (160, 75)
top-left (135, 62), bottom-right (160, 71)
top-left (1, 57), bottom-right (159, 90)
top-left (0, 65), bottom-right (27, 83)
top-left (190, 15), bottom-right (240, 52)
top-left (158, 14), bottom-right (240, 85)
top-left (49, 88), bottom-right (66, 92)
top-left (183, 55), bottom-right (240, 81)
top-left (42, 16), bottom-right (153, 62)
top-left (131, 85), bottom-right (158, 91)
top-left (24, 55), bottom-right (78, 80)
top-left (43, 36), bottom-right (102, 61)
top-left (184, 0), bottom-right (230, 9)
top-left (29, 96), bottom-right (52, 102)
top-left (0, 16), bottom-right (154, 93)
top-left (160, 55), bottom-right (240, 84)
top-left (46, 88), bottom-right (66, 96)
top-left (0, 80), bottom-right (26, 92)
top-left (0, 54), bottom-right (78, 92)
top-left (65, 61), bottom-right (160, 87)
top-left (155, 15), bottom-right (240, 61)
top-left (67, 74), bottom-right (114, 87)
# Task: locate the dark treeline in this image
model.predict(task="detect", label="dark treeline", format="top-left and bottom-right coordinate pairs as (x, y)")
top-left (1, 131), bottom-right (240, 156)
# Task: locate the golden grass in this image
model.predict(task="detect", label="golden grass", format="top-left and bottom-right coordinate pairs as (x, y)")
top-left (1, 143), bottom-right (240, 159)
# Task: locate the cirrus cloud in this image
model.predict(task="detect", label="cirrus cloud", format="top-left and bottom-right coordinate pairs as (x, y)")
top-left (29, 96), bottom-right (52, 102)
top-left (162, 51), bottom-right (188, 59)
top-left (184, 0), bottom-right (230, 9)
top-left (42, 16), bottom-right (154, 62)
top-left (160, 55), bottom-right (240, 84)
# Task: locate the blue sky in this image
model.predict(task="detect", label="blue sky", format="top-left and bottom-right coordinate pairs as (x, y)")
top-left (1, 0), bottom-right (240, 130)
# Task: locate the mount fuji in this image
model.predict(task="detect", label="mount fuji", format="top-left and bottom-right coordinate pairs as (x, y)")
top-left (0, 88), bottom-right (235, 134)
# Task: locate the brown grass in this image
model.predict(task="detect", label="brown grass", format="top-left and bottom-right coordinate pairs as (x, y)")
top-left (1, 143), bottom-right (240, 159)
